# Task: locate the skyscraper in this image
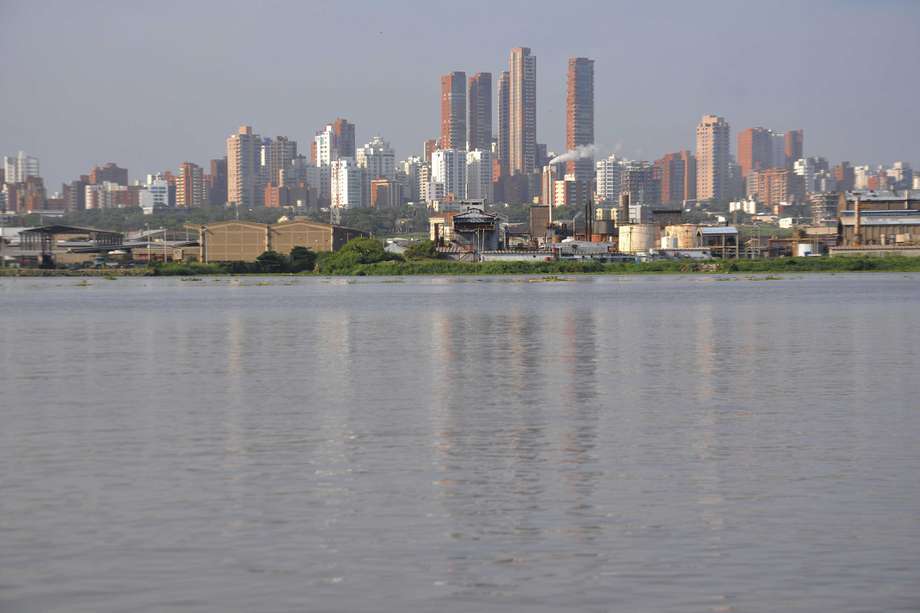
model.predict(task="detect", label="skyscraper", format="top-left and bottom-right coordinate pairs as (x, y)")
top-left (696, 115), bottom-right (730, 202)
top-left (262, 136), bottom-right (297, 186)
top-left (737, 127), bottom-right (773, 178)
top-left (333, 118), bottom-right (356, 159)
top-left (208, 157), bottom-right (227, 205)
top-left (467, 72), bottom-right (492, 153)
top-left (177, 162), bottom-right (205, 208)
top-left (655, 151), bottom-right (696, 206)
top-left (496, 71), bottom-right (511, 178)
top-left (784, 129), bottom-right (804, 167)
top-left (509, 47), bottom-right (536, 175)
top-left (431, 149), bottom-right (466, 201)
top-left (440, 71), bottom-right (467, 150)
top-left (227, 125), bottom-right (263, 208)
top-left (566, 57), bottom-right (594, 189)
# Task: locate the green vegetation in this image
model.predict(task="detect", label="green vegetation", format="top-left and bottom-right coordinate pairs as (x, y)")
top-left (314, 237), bottom-right (401, 274)
top-left (402, 239), bottom-right (440, 261)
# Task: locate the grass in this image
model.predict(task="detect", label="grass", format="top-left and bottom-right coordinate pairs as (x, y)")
top-left (4, 255), bottom-right (920, 278)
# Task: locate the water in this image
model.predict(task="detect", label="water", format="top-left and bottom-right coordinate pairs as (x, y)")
top-left (1, 273), bottom-right (919, 613)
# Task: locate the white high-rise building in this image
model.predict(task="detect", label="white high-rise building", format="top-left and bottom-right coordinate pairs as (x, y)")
top-left (357, 136), bottom-right (396, 180)
top-left (465, 149), bottom-right (493, 203)
top-left (418, 163), bottom-right (432, 203)
top-left (595, 154), bottom-right (626, 204)
top-left (3, 151), bottom-right (40, 183)
top-left (330, 158), bottom-right (364, 209)
top-left (431, 149), bottom-right (466, 201)
top-left (793, 158), bottom-right (816, 194)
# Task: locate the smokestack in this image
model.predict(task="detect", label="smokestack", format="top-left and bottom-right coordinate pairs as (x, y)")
top-left (853, 196), bottom-right (861, 246)
top-left (618, 192), bottom-right (630, 227)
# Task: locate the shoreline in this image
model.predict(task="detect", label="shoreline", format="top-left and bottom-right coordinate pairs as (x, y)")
top-left (3, 255), bottom-right (920, 277)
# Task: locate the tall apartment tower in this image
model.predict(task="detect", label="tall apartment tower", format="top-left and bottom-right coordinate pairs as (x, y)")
top-left (227, 125), bottom-right (263, 208)
top-left (440, 71), bottom-right (467, 150)
top-left (468, 72), bottom-right (492, 152)
top-left (784, 129), bottom-right (804, 167)
top-left (737, 127), bottom-right (773, 178)
top-left (655, 151), bottom-right (696, 206)
top-left (208, 157), bottom-right (227, 205)
top-left (497, 71), bottom-right (511, 177)
top-left (696, 115), bottom-right (730, 203)
top-left (509, 47), bottom-right (537, 175)
top-left (333, 118), bottom-right (356, 159)
top-left (262, 136), bottom-right (297, 186)
top-left (177, 162), bottom-right (205, 208)
top-left (566, 57), bottom-right (595, 189)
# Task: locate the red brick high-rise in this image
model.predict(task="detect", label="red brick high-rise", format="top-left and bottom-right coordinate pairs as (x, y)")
top-left (565, 57), bottom-right (594, 189)
top-left (333, 119), bottom-right (355, 159)
top-left (440, 71), bottom-right (467, 150)
top-left (655, 151), bottom-right (696, 206)
top-left (784, 129), bottom-right (804, 167)
top-left (737, 128), bottom-right (772, 178)
top-left (468, 72), bottom-right (492, 152)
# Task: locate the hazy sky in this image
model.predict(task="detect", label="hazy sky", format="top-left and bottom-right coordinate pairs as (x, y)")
top-left (1, 0), bottom-right (918, 189)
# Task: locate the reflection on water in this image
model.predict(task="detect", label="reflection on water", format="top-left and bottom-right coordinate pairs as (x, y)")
top-left (1, 274), bottom-right (920, 612)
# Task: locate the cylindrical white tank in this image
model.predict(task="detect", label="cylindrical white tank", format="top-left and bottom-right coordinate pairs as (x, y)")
top-left (665, 224), bottom-right (699, 249)
top-left (619, 224), bottom-right (659, 253)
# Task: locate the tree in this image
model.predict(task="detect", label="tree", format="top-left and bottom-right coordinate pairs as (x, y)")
top-left (256, 250), bottom-right (286, 273)
top-left (403, 239), bottom-right (439, 260)
top-left (288, 246), bottom-right (316, 272)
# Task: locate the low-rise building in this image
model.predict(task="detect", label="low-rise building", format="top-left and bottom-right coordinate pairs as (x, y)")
top-left (195, 219), bottom-right (366, 263)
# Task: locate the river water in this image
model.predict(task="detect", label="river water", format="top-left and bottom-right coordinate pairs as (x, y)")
top-left (1, 273), bottom-right (919, 612)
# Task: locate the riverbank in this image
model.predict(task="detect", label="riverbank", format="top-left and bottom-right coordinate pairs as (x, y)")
top-left (4, 255), bottom-right (920, 277)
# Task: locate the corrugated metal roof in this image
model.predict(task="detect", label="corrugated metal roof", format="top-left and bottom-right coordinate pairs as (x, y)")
top-left (699, 226), bottom-right (738, 235)
top-left (845, 190), bottom-right (920, 201)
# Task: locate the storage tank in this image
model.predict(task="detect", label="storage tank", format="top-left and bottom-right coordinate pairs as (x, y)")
top-left (619, 224), bottom-right (659, 253)
top-left (661, 235), bottom-right (679, 249)
top-left (665, 224), bottom-right (699, 249)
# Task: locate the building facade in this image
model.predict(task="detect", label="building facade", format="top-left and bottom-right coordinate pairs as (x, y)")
top-left (509, 47), bottom-right (537, 176)
top-left (440, 71), bottom-right (467, 150)
top-left (468, 72), bottom-right (492, 153)
top-left (696, 115), bottom-right (730, 203)
top-left (227, 125), bottom-right (262, 208)
top-left (565, 57), bottom-right (595, 187)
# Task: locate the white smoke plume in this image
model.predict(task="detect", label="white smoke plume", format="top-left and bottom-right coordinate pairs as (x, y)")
top-left (548, 144), bottom-right (599, 166)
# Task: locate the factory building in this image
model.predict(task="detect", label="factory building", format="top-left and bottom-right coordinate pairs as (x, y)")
top-left (195, 219), bottom-right (366, 263)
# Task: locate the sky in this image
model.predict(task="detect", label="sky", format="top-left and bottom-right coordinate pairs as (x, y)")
top-left (1, 0), bottom-right (918, 189)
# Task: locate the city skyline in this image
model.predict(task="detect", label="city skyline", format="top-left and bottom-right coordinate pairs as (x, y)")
top-left (2, 0), bottom-right (919, 189)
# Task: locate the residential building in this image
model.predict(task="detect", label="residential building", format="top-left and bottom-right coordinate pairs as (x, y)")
top-left (784, 130), bottom-right (804, 167)
top-left (596, 155), bottom-right (626, 204)
top-left (566, 57), bottom-right (594, 188)
top-left (440, 71), bottom-right (467, 150)
top-left (696, 114), bottom-right (730, 202)
top-left (746, 167), bottom-right (795, 208)
top-left (509, 47), bottom-right (537, 175)
top-left (207, 157), bottom-right (228, 205)
top-left (369, 178), bottom-right (400, 209)
top-left (330, 158), bottom-right (364, 209)
top-left (3, 151), bottom-right (40, 183)
top-left (655, 151), bottom-right (695, 205)
top-left (833, 161), bottom-right (855, 192)
top-left (356, 136), bottom-right (396, 181)
top-left (261, 136), bottom-right (297, 186)
top-left (89, 162), bottom-right (128, 186)
top-left (431, 149), bottom-right (466, 201)
top-left (465, 149), bottom-right (493, 203)
top-left (737, 127), bottom-right (773, 177)
top-left (227, 125), bottom-right (263, 208)
top-left (177, 162), bottom-right (205, 208)
top-left (621, 161), bottom-right (659, 207)
top-left (333, 118), bottom-right (356, 159)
